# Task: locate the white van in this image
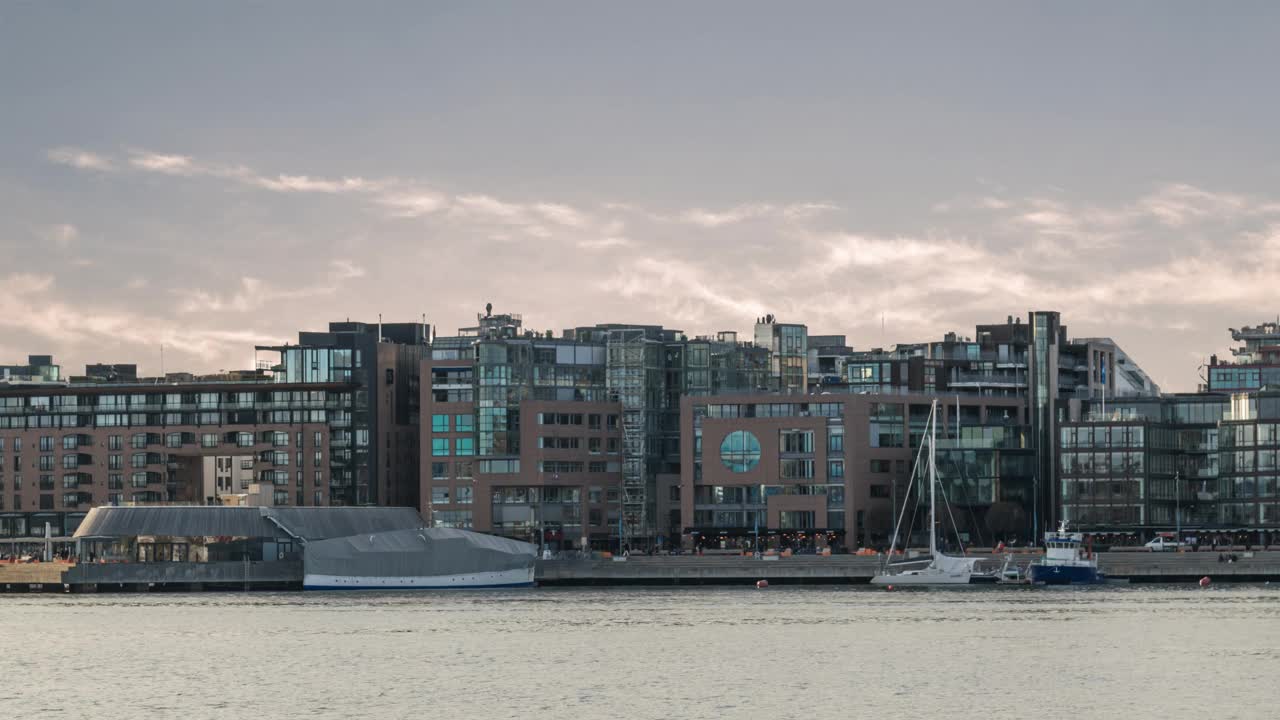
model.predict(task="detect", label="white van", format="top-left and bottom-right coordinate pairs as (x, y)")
top-left (1145, 537), bottom-right (1183, 552)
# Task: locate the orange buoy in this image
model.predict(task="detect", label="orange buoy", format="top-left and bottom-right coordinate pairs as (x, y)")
top-left (1199, 576), bottom-right (1211, 588)
top-left (756, 580), bottom-right (769, 589)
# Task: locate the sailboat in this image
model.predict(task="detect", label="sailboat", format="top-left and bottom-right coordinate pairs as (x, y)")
top-left (870, 399), bottom-right (983, 586)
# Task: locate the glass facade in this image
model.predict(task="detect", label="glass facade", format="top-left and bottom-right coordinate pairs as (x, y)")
top-left (720, 431), bottom-right (761, 473)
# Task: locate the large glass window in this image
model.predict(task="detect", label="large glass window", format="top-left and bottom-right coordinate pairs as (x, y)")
top-left (455, 438), bottom-right (475, 456)
top-left (432, 438), bottom-right (449, 457)
top-left (455, 414), bottom-right (475, 432)
top-left (720, 431), bottom-right (761, 473)
top-left (431, 414), bottom-right (449, 433)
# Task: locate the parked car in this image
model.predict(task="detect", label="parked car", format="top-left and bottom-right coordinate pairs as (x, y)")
top-left (1145, 537), bottom-right (1183, 552)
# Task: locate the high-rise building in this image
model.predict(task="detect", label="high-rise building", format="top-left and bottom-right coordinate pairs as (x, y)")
top-left (256, 320), bottom-right (428, 507)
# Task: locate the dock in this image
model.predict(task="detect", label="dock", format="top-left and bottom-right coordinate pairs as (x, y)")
top-left (534, 551), bottom-right (1280, 586)
top-left (5, 551), bottom-right (1280, 592)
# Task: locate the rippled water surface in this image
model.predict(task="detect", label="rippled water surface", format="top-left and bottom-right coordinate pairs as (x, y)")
top-left (3, 585), bottom-right (1279, 719)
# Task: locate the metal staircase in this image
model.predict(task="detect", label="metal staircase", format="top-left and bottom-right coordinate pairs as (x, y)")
top-left (607, 328), bottom-right (653, 549)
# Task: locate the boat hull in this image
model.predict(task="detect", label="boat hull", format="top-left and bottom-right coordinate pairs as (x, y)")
top-left (870, 571), bottom-right (974, 586)
top-left (304, 566), bottom-right (535, 590)
top-left (1028, 563), bottom-right (1103, 585)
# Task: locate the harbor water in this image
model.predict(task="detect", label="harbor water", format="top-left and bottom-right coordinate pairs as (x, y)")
top-left (2, 585), bottom-right (1278, 719)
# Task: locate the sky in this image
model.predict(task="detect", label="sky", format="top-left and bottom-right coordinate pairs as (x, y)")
top-left (3, 2), bottom-right (1280, 390)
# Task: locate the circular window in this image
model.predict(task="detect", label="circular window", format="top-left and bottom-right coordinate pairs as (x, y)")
top-left (720, 430), bottom-right (762, 473)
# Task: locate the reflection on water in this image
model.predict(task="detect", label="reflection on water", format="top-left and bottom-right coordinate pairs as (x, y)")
top-left (2, 585), bottom-right (1278, 720)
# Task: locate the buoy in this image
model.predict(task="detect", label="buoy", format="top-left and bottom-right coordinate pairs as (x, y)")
top-left (886, 585), bottom-right (894, 591)
top-left (756, 580), bottom-right (769, 589)
top-left (1199, 576), bottom-right (1211, 588)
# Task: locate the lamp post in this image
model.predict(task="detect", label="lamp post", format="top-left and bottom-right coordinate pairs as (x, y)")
top-left (1175, 470), bottom-right (1181, 544)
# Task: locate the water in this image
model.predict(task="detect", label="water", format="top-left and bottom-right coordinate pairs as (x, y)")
top-left (3, 585), bottom-right (1278, 720)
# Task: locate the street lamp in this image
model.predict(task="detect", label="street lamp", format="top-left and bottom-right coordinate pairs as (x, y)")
top-left (1175, 470), bottom-right (1181, 544)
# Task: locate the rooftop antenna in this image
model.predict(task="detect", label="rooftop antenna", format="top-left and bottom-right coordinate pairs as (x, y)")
top-left (378, 313), bottom-right (383, 342)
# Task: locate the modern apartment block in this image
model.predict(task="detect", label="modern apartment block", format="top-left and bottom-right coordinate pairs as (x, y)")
top-left (0, 355), bottom-right (61, 384)
top-left (0, 376), bottom-right (356, 538)
top-left (1204, 322), bottom-right (1280, 393)
top-left (680, 392), bottom-right (1032, 550)
top-left (257, 320), bottom-right (428, 508)
top-left (421, 308), bottom-right (784, 550)
top-left (1053, 321), bottom-right (1280, 535)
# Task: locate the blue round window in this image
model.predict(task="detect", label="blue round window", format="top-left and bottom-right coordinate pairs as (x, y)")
top-left (720, 430), bottom-right (761, 473)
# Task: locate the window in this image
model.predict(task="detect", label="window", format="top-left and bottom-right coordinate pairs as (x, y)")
top-left (131, 453), bottom-right (148, 468)
top-left (201, 433), bottom-right (219, 448)
top-left (39, 456), bottom-right (54, 471)
top-left (780, 430), bottom-right (814, 454)
top-left (432, 487), bottom-right (450, 504)
top-left (237, 432), bottom-right (254, 447)
top-left (870, 484), bottom-right (892, 498)
top-left (828, 460), bottom-right (844, 478)
top-left (607, 415), bottom-right (619, 430)
top-left (432, 414), bottom-right (450, 432)
top-left (432, 439), bottom-right (449, 456)
top-left (828, 429), bottom-right (844, 453)
top-left (62, 436), bottom-right (78, 450)
top-left (455, 438), bottom-right (474, 456)
top-left (720, 431), bottom-right (762, 473)
top-left (456, 486), bottom-right (473, 504)
top-left (588, 414), bottom-right (602, 430)
top-left (779, 459), bottom-right (815, 479)
top-left (314, 431), bottom-right (323, 447)
top-left (166, 433), bottom-right (182, 448)
top-left (870, 459), bottom-right (891, 473)
top-left (40, 436), bottom-right (53, 452)
top-left (131, 433), bottom-right (148, 449)
top-left (589, 509), bottom-right (603, 526)
top-left (109, 455), bottom-right (122, 470)
top-left (455, 461), bottom-right (473, 479)
top-left (272, 432), bottom-right (289, 447)
top-left (432, 462), bottom-right (449, 480)
top-left (455, 414), bottom-right (474, 432)
top-left (108, 435), bottom-right (122, 451)
top-left (588, 437), bottom-right (601, 454)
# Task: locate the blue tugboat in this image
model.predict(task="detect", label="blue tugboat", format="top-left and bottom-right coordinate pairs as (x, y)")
top-left (1028, 522), bottom-right (1103, 585)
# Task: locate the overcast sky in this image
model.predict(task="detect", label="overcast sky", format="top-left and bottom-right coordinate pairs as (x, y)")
top-left (3, 2), bottom-right (1280, 390)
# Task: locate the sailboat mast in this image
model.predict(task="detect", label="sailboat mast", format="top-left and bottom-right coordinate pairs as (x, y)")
top-left (929, 399), bottom-right (938, 557)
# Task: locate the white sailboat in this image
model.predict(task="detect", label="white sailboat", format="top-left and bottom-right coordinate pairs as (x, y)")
top-left (870, 399), bottom-right (982, 586)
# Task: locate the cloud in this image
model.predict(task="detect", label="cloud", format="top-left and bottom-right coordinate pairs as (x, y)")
top-left (251, 174), bottom-right (379, 193)
top-left (577, 237), bottom-right (632, 250)
top-left (329, 259), bottom-right (365, 281)
top-left (675, 202), bottom-right (837, 228)
top-left (0, 273), bottom-right (283, 365)
top-left (375, 192), bottom-right (447, 218)
top-left (45, 144), bottom-right (1280, 390)
top-left (44, 224), bottom-right (79, 249)
top-left (129, 151), bottom-right (197, 175)
top-left (176, 260), bottom-right (368, 314)
top-left (47, 147), bottom-right (113, 171)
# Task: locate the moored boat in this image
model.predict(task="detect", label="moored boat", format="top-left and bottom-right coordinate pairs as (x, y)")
top-left (1028, 522), bottom-right (1103, 585)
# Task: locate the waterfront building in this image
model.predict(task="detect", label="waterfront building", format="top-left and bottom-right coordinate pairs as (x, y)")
top-left (0, 373), bottom-right (356, 538)
top-left (0, 355), bottom-right (60, 384)
top-left (421, 308), bottom-right (780, 551)
top-left (257, 320), bottom-right (428, 508)
top-left (1204, 322), bottom-right (1280, 393)
top-left (679, 392), bottom-right (1033, 550)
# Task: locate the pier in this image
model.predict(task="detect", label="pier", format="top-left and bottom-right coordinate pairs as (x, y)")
top-left (6, 551), bottom-right (1280, 592)
top-left (534, 551), bottom-right (1280, 586)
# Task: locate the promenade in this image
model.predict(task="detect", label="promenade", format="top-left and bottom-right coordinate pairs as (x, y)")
top-left (5, 550), bottom-right (1280, 592)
